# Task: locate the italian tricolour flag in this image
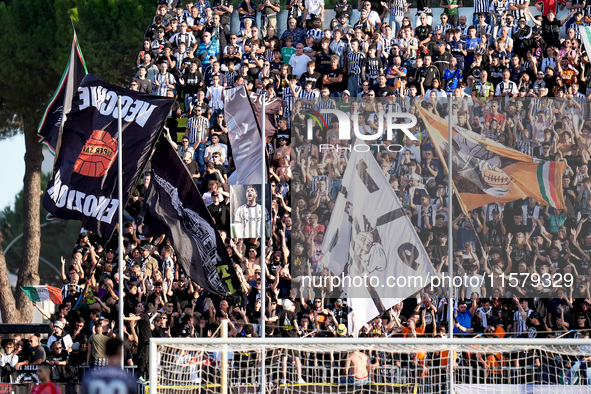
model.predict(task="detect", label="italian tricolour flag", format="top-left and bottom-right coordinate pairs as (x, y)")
top-left (537, 161), bottom-right (563, 209)
top-left (21, 286), bottom-right (63, 304)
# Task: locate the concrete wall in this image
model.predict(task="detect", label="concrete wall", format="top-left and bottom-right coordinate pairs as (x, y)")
top-left (230, 6), bottom-right (572, 38)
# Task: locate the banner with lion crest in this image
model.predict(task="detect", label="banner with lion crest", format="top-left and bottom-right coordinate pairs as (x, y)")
top-left (43, 75), bottom-right (174, 238)
top-left (417, 106), bottom-right (567, 213)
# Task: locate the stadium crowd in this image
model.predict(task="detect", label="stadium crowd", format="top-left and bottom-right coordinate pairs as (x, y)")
top-left (7, 0), bottom-right (591, 387)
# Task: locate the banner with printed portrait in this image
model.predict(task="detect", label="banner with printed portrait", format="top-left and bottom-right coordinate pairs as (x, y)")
top-left (230, 184), bottom-right (272, 239)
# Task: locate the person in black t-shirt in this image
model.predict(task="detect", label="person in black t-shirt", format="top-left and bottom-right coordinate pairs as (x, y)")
top-left (373, 74), bottom-right (395, 97)
top-left (152, 315), bottom-right (171, 338)
top-left (48, 341), bottom-right (72, 383)
top-left (526, 311), bottom-right (550, 338)
top-left (506, 213), bottom-right (528, 238)
top-left (208, 192), bottom-right (230, 231)
top-left (415, 15), bottom-right (433, 47)
top-left (124, 302), bottom-right (153, 379)
top-left (315, 38), bottom-right (334, 74)
top-left (299, 61), bottom-right (322, 89)
top-left (275, 299), bottom-right (305, 384)
top-left (182, 152), bottom-right (201, 185)
top-left (323, 55), bottom-right (345, 92)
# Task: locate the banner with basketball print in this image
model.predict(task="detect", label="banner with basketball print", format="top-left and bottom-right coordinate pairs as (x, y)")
top-left (43, 75), bottom-right (174, 238)
top-left (418, 106), bottom-right (567, 212)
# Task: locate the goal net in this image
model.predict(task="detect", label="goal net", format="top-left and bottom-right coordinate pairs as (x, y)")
top-left (149, 338), bottom-right (591, 394)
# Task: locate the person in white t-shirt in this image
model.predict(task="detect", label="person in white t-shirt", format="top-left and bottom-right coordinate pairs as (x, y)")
top-left (289, 43), bottom-right (313, 78)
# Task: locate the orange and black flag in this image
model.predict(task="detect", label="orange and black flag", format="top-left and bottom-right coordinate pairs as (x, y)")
top-left (43, 75), bottom-right (174, 238)
top-left (417, 106), bottom-right (567, 213)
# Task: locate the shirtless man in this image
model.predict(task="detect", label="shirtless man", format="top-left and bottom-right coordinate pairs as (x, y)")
top-left (274, 133), bottom-right (294, 165)
top-left (242, 246), bottom-right (261, 282)
top-left (341, 349), bottom-right (371, 386)
top-left (273, 154), bottom-right (292, 184)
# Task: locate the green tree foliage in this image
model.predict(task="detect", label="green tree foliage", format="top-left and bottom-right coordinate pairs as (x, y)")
top-left (0, 173), bottom-right (81, 287)
top-left (69, 0), bottom-right (159, 85)
top-left (0, 0), bottom-right (157, 321)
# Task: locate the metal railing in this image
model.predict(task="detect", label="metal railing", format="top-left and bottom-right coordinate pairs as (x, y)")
top-left (149, 337), bottom-right (591, 393)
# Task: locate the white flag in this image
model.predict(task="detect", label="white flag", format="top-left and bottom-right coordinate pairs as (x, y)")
top-left (581, 26), bottom-right (591, 58)
top-left (321, 150), bottom-right (436, 335)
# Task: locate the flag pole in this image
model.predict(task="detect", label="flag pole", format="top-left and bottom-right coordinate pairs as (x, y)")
top-left (260, 97), bottom-right (267, 394)
top-left (447, 94), bottom-right (454, 393)
top-left (117, 96), bottom-right (125, 369)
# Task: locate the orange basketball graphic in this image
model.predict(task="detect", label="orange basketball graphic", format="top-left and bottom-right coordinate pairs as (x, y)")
top-left (480, 162), bottom-right (511, 187)
top-left (73, 130), bottom-right (119, 177)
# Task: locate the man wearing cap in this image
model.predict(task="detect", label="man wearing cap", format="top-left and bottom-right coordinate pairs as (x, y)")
top-left (432, 41), bottom-right (452, 78)
top-left (47, 321), bottom-right (74, 352)
top-left (135, 246), bottom-right (159, 279)
top-left (331, 298), bottom-right (352, 329)
top-left (483, 208), bottom-right (506, 247)
top-left (151, 28), bottom-right (169, 55)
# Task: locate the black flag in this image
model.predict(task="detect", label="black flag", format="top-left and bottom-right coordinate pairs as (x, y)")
top-left (43, 75), bottom-right (174, 238)
top-left (138, 140), bottom-right (243, 299)
top-left (37, 31), bottom-right (87, 154)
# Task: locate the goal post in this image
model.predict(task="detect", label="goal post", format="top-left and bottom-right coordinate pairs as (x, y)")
top-left (149, 337), bottom-right (591, 394)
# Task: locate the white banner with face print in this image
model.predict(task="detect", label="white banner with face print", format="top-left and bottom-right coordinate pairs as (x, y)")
top-left (321, 150), bottom-right (436, 334)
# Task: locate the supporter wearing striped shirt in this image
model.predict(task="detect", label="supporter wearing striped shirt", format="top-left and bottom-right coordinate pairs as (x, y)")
top-left (329, 30), bottom-right (348, 68)
top-left (153, 62), bottom-right (176, 96)
top-left (458, 15), bottom-right (470, 38)
top-left (224, 61), bottom-right (238, 87)
top-left (185, 106), bottom-right (210, 168)
top-left (170, 22), bottom-right (197, 50)
top-left (389, 0), bottom-right (409, 33)
top-left (473, 0), bottom-right (492, 25)
top-left (475, 13), bottom-right (493, 37)
top-left (434, 14), bottom-right (454, 35)
top-left (346, 39), bottom-right (365, 96)
top-left (307, 18), bottom-right (324, 43)
top-left (315, 88), bottom-right (337, 124)
top-left (299, 81), bottom-right (320, 108)
top-left (508, 0), bottom-right (530, 20)
top-left (281, 76), bottom-right (302, 122)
